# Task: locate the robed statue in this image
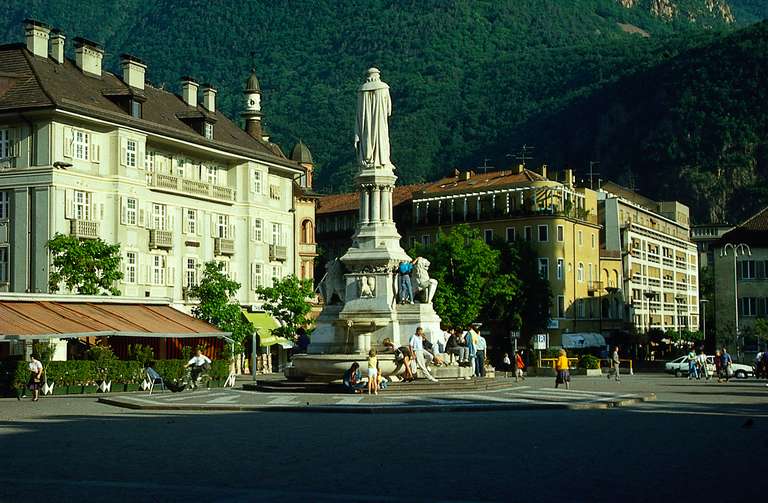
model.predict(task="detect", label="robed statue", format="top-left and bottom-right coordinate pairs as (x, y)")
top-left (354, 68), bottom-right (393, 169)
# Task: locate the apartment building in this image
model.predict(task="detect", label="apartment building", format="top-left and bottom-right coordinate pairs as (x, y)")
top-left (0, 20), bottom-right (313, 306)
top-left (599, 181), bottom-right (699, 334)
top-left (408, 166), bottom-right (620, 345)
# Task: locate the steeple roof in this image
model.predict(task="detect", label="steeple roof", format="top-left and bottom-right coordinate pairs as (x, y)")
top-left (245, 68), bottom-right (260, 93)
top-left (291, 140), bottom-right (313, 164)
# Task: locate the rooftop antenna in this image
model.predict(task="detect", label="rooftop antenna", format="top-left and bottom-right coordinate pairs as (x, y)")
top-left (481, 158), bottom-right (492, 174)
top-left (587, 161), bottom-right (601, 190)
top-left (515, 144), bottom-right (534, 168)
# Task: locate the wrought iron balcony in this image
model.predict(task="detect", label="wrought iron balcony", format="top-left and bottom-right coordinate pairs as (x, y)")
top-left (149, 229), bottom-right (173, 249)
top-left (147, 172), bottom-right (235, 203)
top-left (214, 237), bottom-right (235, 256)
top-left (70, 219), bottom-right (99, 239)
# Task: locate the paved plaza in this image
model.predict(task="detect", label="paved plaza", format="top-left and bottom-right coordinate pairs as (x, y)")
top-left (1, 374), bottom-right (766, 502)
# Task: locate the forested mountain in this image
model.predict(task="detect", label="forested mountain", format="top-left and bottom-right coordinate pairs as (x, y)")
top-left (2, 0), bottom-right (766, 223)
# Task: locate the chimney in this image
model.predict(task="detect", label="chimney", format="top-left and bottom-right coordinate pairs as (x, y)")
top-left (459, 170), bottom-right (472, 181)
top-left (565, 168), bottom-right (574, 188)
top-left (202, 84), bottom-right (217, 112)
top-left (514, 164), bottom-right (524, 175)
top-left (49, 29), bottom-right (65, 64)
top-left (540, 164), bottom-right (548, 179)
top-left (73, 37), bottom-right (104, 77)
top-left (120, 54), bottom-right (146, 90)
top-left (180, 77), bottom-right (199, 107)
top-left (24, 19), bottom-right (51, 58)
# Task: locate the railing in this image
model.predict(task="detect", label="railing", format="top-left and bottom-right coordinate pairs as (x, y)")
top-left (587, 281), bottom-right (603, 293)
top-left (214, 237), bottom-right (235, 256)
top-left (147, 172), bottom-right (235, 202)
top-left (70, 219), bottom-right (99, 239)
top-left (149, 229), bottom-right (173, 249)
top-left (269, 244), bottom-right (287, 262)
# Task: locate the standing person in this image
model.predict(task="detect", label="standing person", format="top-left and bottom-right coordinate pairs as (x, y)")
top-left (410, 327), bottom-right (438, 382)
top-left (465, 325), bottom-right (478, 373)
top-left (720, 347), bottom-right (733, 383)
top-left (502, 353), bottom-right (511, 377)
top-left (687, 347), bottom-right (698, 380)
top-left (397, 260), bottom-right (414, 304)
top-left (714, 350), bottom-right (723, 383)
top-left (475, 331), bottom-right (487, 377)
top-left (27, 353), bottom-right (44, 402)
top-left (608, 346), bottom-right (621, 382)
top-left (295, 327), bottom-right (310, 354)
top-left (555, 349), bottom-right (570, 389)
top-left (515, 351), bottom-right (526, 383)
top-left (696, 349), bottom-right (710, 381)
top-left (367, 348), bottom-right (379, 395)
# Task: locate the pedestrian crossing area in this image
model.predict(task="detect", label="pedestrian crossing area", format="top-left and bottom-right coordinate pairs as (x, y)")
top-left (102, 385), bottom-right (651, 411)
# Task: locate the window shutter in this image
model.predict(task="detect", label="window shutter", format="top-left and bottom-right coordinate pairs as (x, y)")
top-left (140, 255), bottom-right (149, 285)
top-left (758, 298), bottom-right (767, 317)
top-left (119, 197), bottom-right (127, 225)
top-left (229, 223), bottom-right (236, 240)
top-left (210, 214), bottom-right (217, 238)
top-left (146, 203), bottom-right (155, 230)
top-left (736, 262), bottom-right (743, 280)
top-left (137, 141), bottom-right (146, 170)
top-left (195, 211), bottom-right (202, 237)
top-left (91, 142), bottom-right (100, 163)
top-left (99, 202), bottom-right (105, 222)
top-left (90, 199), bottom-right (99, 222)
top-left (182, 208), bottom-right (189, 235)
top-left (168, 207), bottom-right (175, 231)
top-left (249, 169), bottom-right (255, 194)
top-left (64, 189), bottom-right (74, 219)
top-left (758, 261), bottom-right (766, 280)
top-left (7, 128), bottom-right (17, 158)
top-left (63, 127), bottom-right (73, 158)
top-left (249, 218), bottom-right (256, 241)
top-left (251, 262), bottom-right (257, 290)
top-left (166, 265), bottom-right (175, 287)
top-left (119, 137), bottom-right (127, 167)
top-left (231, 270), bottom-right (238, 283)
top-left (138, 206), bottom-right (145, 227)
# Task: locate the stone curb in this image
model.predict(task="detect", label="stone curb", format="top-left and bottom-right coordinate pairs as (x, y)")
top-left (98, 392), bottom-right (655, 414)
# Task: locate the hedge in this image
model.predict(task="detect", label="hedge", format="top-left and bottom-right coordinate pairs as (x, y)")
top-left (9, 359), bottom-right (231, 390)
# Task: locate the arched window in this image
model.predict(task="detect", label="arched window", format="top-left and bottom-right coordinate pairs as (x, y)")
top-left (300, 219), bottom-right (314, 244)
top-left (577, 262), bottom-right (584, 283)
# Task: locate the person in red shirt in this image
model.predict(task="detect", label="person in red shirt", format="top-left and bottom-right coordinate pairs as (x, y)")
top-left (515, 351), bottom-right (526, 383)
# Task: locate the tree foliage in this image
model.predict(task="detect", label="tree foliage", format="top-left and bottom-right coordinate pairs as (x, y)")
top-left (47, 233), bottom-right (123, 295)
top-left (188, 261), bottom-right (253, 353)
top-left (410, 225), bottom-right (519, 329)
top-left (255, 275), bottom-right (315, 341)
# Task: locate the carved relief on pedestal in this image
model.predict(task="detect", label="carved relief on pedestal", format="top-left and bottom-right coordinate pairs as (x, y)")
top-left (358, 275), bottom-right (376, 298)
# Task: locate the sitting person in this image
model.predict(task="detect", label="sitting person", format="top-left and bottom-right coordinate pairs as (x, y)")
top-left (446, 329), bottom-right (469, 365)
top-left (422, 338), bottom-right (445, 367)
top-left (383, 338), bottom-right (415, 382)
top-left (342, 362), bottom-right (366, 393)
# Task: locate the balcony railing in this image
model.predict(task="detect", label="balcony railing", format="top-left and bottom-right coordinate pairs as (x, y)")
top-left (147, 172), bottom-right (235, 203)
top-left (70, 219), bottom-right (99, 239)
top-left (214, 237), bottom-right (235, 256)
top-left (149, 229), bottom-right (173, 249)
top-left (269, 244), bottom-right (287, 262)
top-left (587, 281), bottom-right (603, 293)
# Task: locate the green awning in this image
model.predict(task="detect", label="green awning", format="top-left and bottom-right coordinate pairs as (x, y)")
top-left (242, 311), bottom-right (293, 348)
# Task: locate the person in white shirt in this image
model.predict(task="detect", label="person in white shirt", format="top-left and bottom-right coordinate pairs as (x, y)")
top-left (27, 353), bottom-right (44, 402)
top-left (185, 349), bottom-right (212, 388)
top-left (474, 333), bottom-right (487, 377)
top-left (409, 327), bottom-right (437, 382)
top-left (696, 349), bottom-right (710, 381)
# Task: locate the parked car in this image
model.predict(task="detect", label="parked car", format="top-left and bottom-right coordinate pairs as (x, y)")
top-left (664, 355), bottom-right (753, 378)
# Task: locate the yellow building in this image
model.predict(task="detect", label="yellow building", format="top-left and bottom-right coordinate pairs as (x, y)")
top-left (408, 166), bottom-right (616, 345)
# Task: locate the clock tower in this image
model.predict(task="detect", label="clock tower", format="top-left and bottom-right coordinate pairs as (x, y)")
top-left (242, 68), bottom-right (263, 139)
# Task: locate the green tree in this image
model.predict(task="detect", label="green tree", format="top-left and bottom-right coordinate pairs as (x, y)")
top-left (255, 275), bottom-right (315, 341)
top-left (188, 261), bottom-right (253, 354)
top-left (754, 318), bottom-right (768, 351)
top-left (47, 233), bottom-right (123, 295)
top-left (411, 225), bottom-right (518, 329)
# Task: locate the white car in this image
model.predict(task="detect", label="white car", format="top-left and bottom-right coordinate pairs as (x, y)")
top-left (664, 355), bottom-right (753, 379)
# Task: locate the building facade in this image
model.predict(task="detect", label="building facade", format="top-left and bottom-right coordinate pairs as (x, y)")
top-left (598, 182), bottom-right (699, 335)
top-left (0, 20), bottom-right (313, 307)
top-left (712, 207), bottom-right (768, 354)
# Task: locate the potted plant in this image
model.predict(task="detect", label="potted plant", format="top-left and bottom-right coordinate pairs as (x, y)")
top-left (579, 355), bottom-right (602, 376)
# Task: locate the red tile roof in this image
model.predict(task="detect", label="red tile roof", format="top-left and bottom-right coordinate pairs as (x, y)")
top-left (719, 206), bottom-right (768, 247)
top-left (317, 183), bottom-right (431, 215)
top-left (0, 44), bottom-right (293, 165)
top-left (0, 300), bottom-right (221, 336)
top-left (414, 169), bottom-right (548, 197)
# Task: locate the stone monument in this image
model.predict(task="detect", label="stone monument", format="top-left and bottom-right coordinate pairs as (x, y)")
top-left (290, 68), bottom-right (443, 379)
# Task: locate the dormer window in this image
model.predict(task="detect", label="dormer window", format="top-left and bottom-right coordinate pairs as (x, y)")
top-left (204, 122), bottom-right (214, 140)
top-left (130, 99), bottom-right (142, 119)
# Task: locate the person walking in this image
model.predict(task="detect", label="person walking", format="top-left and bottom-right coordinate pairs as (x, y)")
top-left (555, 349), bottom-right (570, 389)
top-left (720, 347), bottom-right (733, 383)
top-left (27, 353), bottom-right (44, 402)
top-left (714, 350), bottom-right (723, 383)
top-left (608, 346), bottom-right (621, 382)
top-left (410, 327), bottom-right (437, 382)
top-left (696, 348), bottom-right (710, 381)
top-left (687, 347), bottom-right (698, 380)
top-left (502, 353), bottom-right (511, 377)
top-left (515, 351), bottom-right (526, 383)
top-left (474, 331), bottom-right (487, 377)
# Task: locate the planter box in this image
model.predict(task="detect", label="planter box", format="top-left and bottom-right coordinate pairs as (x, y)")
top-left (584, 368), bottom-right (602, 376)
top-left (82, 385), bottom-right (98, 394)
top-left (67, 385), bottom-right (84, 394)
top-left (111, 383), bottom-right (127, 393)
top-left (51, 384), bottom-right (69, 395)
top-left (207, 380), bottom-right (223, 388)
top-left (125, 383), bottom-right (141, 392)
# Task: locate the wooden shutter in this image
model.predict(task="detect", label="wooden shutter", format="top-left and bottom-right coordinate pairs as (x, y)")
top-left (166, 264), bottom-right (176, 287)
top-left (249, 218), bottom-right (256, 241)
top-left (167, 206), bottom-right (175, 231)
top-left (91, 141), bottom-right (100, 163)
top-left (229, 223), bottom-right (235, 240)
top-left (63, 126), bottom-right (73, 158)
top-left (7, 128), bottom-right (17, 158)
top-left (138, 205), bottom-right (145, 227)
top-left (210, 214), bottom-right (217, 238)
top-left (145, 203), bottom-right (155, 230)
top-left (64, 189), bottom-right (74, 219)
top-left (137, 140), bottom-right (145, 170)
top-left (119, 137), bottom-right (127, 167)
top-left (249, 169), bottom-right (255, 194)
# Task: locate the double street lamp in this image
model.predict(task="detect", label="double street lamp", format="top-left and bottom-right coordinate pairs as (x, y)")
top-left (720, 242), bottom-right (751, 360)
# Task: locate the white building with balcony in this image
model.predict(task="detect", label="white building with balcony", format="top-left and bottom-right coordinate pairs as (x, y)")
top-left (0, 20), bottom-right (312, 306)
top-left (599, 182), bottom-right (699, 334)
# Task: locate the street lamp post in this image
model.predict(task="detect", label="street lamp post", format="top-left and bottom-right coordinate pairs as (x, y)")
top-left (700, 299), bottom-right (709, 350)
top-left (720, 243), bottom-right (751, 361)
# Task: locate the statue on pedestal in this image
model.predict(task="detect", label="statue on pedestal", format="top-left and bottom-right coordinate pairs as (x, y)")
top-left (354, 68), bottom-right (393, 169)
top-left (413, 257), bottom-right (438, 304)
